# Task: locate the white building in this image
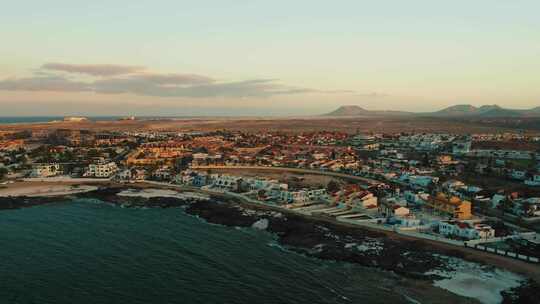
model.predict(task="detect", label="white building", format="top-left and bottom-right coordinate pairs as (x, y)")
top-left (152, 166), bottom-right (172, 181)
top-left (211, 174), bottom-right (242, 191)
top-left (525, 174), bottom-right (540, 186)
top-left (438, 221), bottom-right (495, 240)
top-left (85, 162), bottom-right (118, 178)
top-left (117, 169), bottom-right (132, 181)
top-left (63, 116), bottom-right (88, 122)
top-left (452, 141), bottom-right (471, 154)
top-left (280, 190), bottom-right (309, 203)
top-left (31, 163), bottom-right (62, 178)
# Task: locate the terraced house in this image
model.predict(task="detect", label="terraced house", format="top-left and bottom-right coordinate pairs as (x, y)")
top-left (426, 193), bottom-right (472, 220)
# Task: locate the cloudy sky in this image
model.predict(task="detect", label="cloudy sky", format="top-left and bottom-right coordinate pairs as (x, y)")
top-left (1, 0), bottom-right (539, 116)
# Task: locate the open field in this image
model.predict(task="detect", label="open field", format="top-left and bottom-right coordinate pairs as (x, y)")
top-left (2, 116), bottom-right (539, 134)
top-left (193, 167), bottom-right (345, 189)
top-left (191, 165), bottom-right (379, 187)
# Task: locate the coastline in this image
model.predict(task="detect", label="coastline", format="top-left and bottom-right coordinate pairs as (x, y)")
top-left (0, 182), bottom-right (98, 197)
top-left (1, 180), bottom-right (539, 303)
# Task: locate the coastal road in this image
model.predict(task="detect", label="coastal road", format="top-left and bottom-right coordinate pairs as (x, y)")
top-left (190, 165), bottom-right (381, 186)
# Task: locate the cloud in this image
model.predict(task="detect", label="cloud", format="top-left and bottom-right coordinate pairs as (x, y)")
top-left (131, 73), bottom-right (215, 85)
top-left (0, 63), bottom-right (357, 98)
top-left (41, 63), bottom-right (145, 76)
top-left (0, 76), bottom-right (90, 92)
top-left (92, 77), bottom-right (315, 98)
top-left (352, 92), bottom-right (389, 97)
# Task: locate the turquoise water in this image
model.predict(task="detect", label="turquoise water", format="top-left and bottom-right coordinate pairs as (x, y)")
top-left (0, 199), bottom-right (409, 304)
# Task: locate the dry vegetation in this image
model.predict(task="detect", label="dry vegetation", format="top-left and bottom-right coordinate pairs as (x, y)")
top-left (193, 168), bottom-right (345, 189)
top-left (1, 116), bottom-right (533, 134)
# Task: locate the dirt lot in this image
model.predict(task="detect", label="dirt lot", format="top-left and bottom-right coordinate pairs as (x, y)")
top-left (193, 167), bottom-right (346, 190)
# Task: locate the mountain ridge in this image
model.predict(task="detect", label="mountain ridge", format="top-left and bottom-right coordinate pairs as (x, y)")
top-left (323, 105), bottom-right (412, 117)
top-left (323, 104), bottom-right (540, 117)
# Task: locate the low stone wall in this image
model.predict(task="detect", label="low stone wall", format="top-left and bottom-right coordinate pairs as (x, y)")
top-left (398, 230), bottom-right (465, 246)
top-left (465, 243), bottom-right (539, 264)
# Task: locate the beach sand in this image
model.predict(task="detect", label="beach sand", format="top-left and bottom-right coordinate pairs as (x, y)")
top-left (0, 182), bottom-right (98, 197)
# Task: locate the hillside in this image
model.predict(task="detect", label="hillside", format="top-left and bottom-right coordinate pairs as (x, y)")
top-left (425, 104), bottom-right (539, 117)
top-left (324, 104), bottom-right (540, 118)
top-left (324, 105), bottom-right (370, 116)
top-left (323, 105), bottom-right (411, 117)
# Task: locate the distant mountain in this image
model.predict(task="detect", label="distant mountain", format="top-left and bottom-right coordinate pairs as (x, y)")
top-left (324, 105), bottom-right (370, 116)
top-left (478, 108), bottom-right (521, 117)
top-left (426, 104), bottom-right (537, 118)
top-left (323, 105), bottom-right (411, 117)
top-left (323, 104), bottom-right (540, 118)
top-left (528, 106), bottom-right (540, 114)
top-left (430, 104), bottom-right (479, 116)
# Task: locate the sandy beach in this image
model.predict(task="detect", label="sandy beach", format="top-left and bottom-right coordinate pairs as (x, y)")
top-left (0, 182), bottom-right (98, 197)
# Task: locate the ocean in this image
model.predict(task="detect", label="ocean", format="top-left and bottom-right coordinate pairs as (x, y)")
top-left (0, 117), bottom-right (65, 124)
top-left (0, 116), bottom-right (219, 124)
top-left (0, 117), bottom-right (124, 124)
top-left (0, 199), bottom-right (410, 304)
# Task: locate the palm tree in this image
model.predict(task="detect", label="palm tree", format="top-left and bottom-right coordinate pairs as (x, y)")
top-left (497, 197), bottom-right (513, 216)
top-left (521, 201), bottom-right (532, 217)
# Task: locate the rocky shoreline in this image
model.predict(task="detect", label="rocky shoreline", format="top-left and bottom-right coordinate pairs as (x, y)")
top-left (2, 185), bottom-right (539, 303)
top-left (78, 186), bottom-right (540, 303)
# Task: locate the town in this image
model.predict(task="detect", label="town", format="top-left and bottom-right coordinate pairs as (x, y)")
top-left (1, 127), bottom-right (539, 263)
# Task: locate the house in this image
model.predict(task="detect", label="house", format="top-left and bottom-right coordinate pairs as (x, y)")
top-left (131, 169), bottom-right (147, 181)
top-left (117, 169), bottom-right (132, 181)
top-left (407, 175), bottom-right (438, 188)
top-left (491, 194), bottom-right (506, 208)
top-left (243, 177), bottom-right (285, 192)
top-left (84, 162), bottom-right (118, 178)
top-left (211, 174), bottom-right (242, 192)
top-left (152, 166), bottom-right (173, 181)
top-left (438, 220), bottom-right (495, 240)
top-left (31, 163), bottom-right (62, 178)
top-left (452, 141), bottom-right (471, 154)
top-left (312, 153), bottom-right (327, 160)
top-left (404, 191), bottom-right (429, 205)
top-left (426, 193), bottom-right (472, 220)
top-left (280, 190), bottom-right (309, 203)
top-left (307, 189), bottom-right (329, 201)
top-left (193, 173), bottom-right (209, 187)
top-left (438, 155), bottom-right (454, 164)
top-left (442, 180), bottom-right (465, 191)
top-left (510, 170), bottom-right (527, 180)
top-left (525, 174), bottom-right (540, 186)
top-left (348, 192), bottom-right (378, 209)
top-left (390, 214), bottom-right (422, 228)
top-left (392, 206), bottom-right (410, 217)
top-left (512, 198), bottom-right (540, 217)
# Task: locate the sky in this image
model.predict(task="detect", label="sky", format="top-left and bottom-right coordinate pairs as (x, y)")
top-left (1, 0), bottom-right (539, 116)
